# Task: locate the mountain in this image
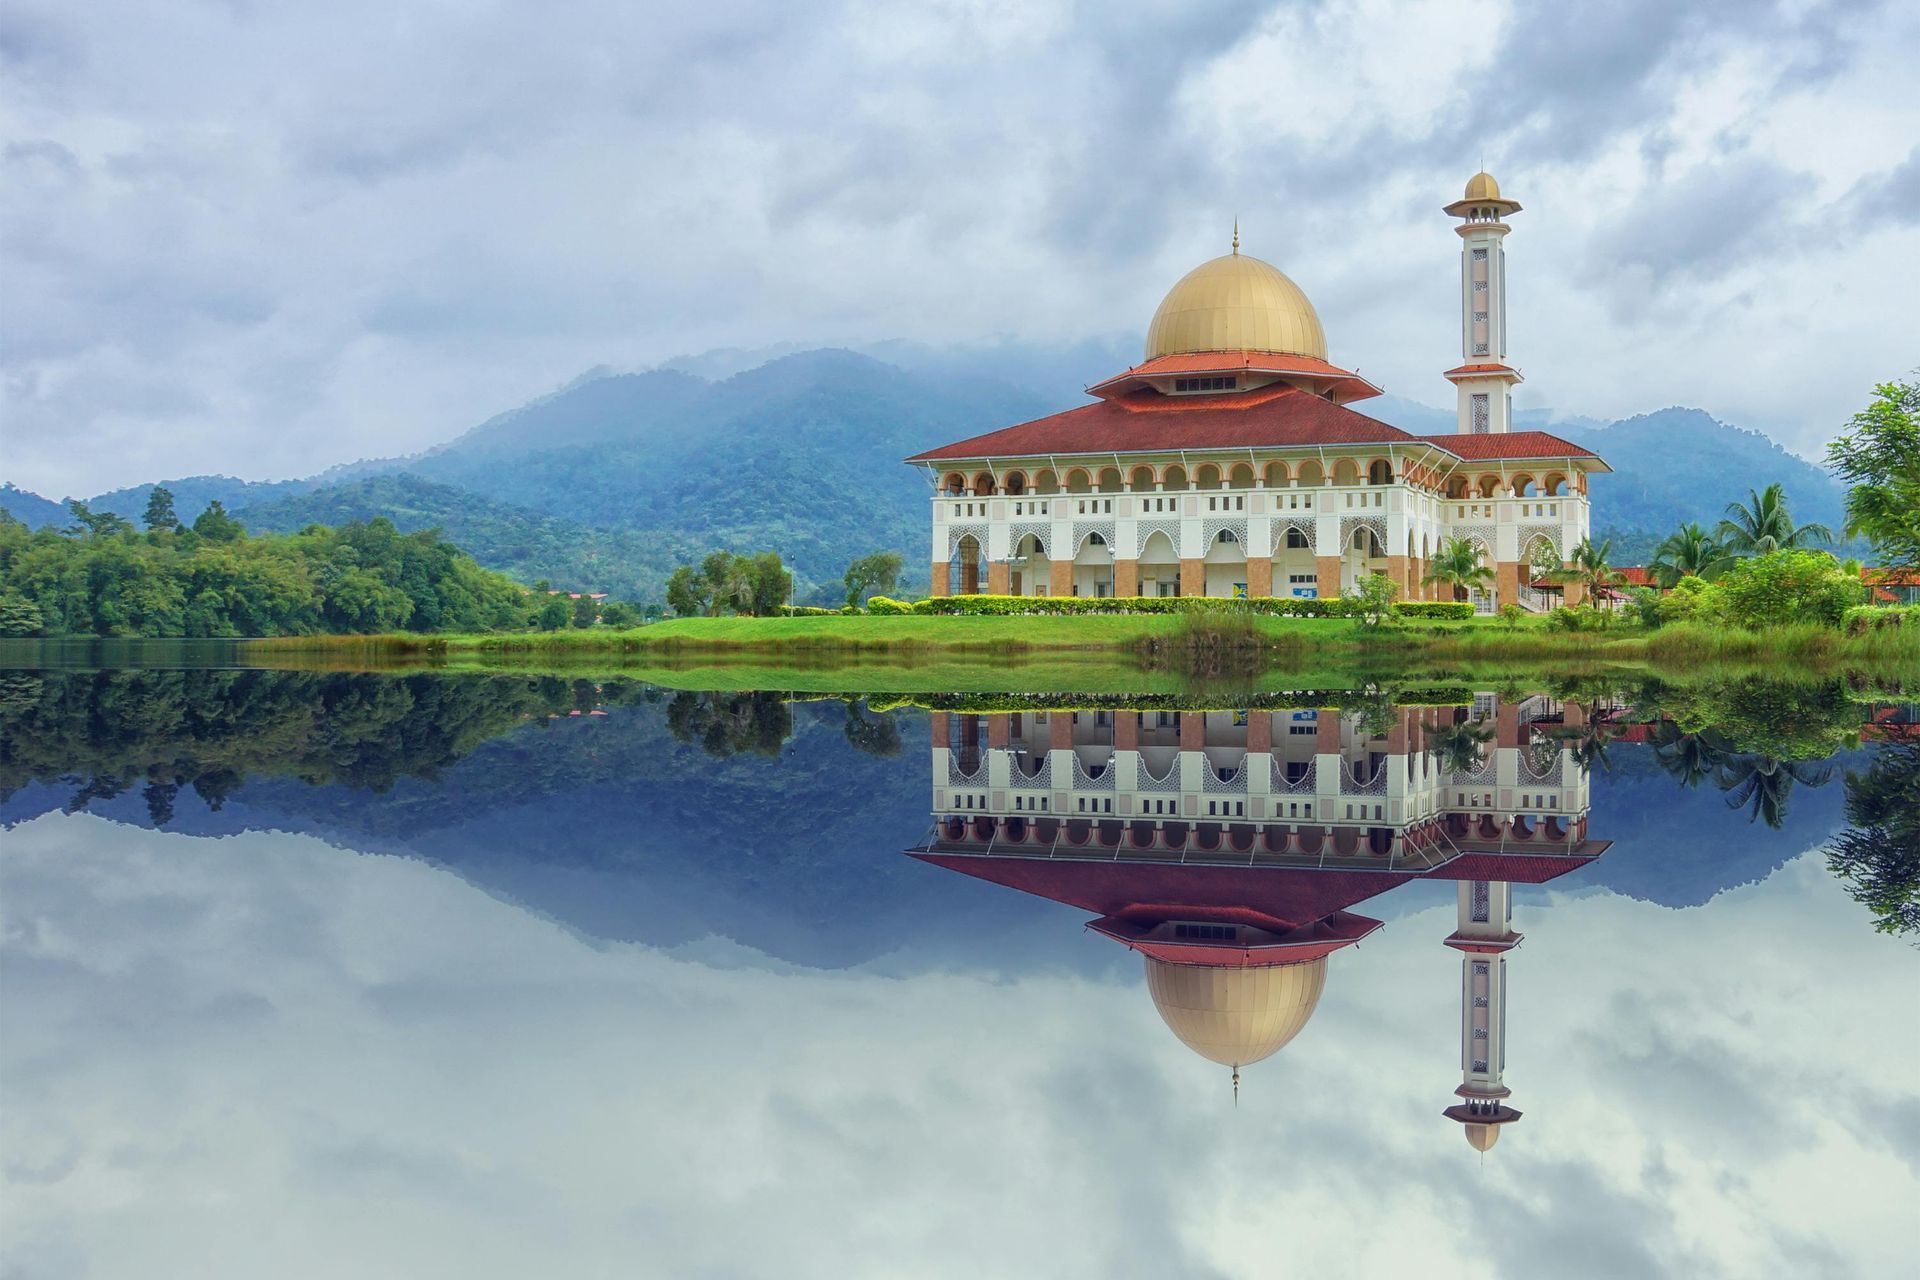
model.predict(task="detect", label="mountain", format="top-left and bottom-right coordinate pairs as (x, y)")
top-left (0, 342), bottom-right (1865, 599)
top-left (0, 482), bottom-right (67, 529)
top-left (233, 473), bottom-right (702, 600)
top-left (1563, 408), bottom-right (1854, 563)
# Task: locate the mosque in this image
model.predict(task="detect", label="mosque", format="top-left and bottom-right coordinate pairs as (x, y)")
top-left (908, 173), bottom-right (1608, 612)
top-left (909, 695), bottom-right (1611, 1149)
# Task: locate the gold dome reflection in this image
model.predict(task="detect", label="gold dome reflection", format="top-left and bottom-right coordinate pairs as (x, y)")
top-left (1143, 955), bottom-right (1328, 1069)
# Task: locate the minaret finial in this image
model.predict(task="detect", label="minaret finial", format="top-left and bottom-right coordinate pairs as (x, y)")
top-left (1232, 1066), bottom-right (1240, 1106)
top-left (1231, 217), bottom-right (1240, 255)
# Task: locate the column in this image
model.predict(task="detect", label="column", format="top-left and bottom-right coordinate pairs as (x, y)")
top-left (1180, 559), bottom-right (1204, 597)
top-left (1246, 558), bottom-right (1273, 598)
top-left (1048, 560), bottom-right (1072, 597)
top-left (1315, 556), bottom-right (1341, 599)
top-left (1496, 560), bottom-right (1522, 608)
top-left (1114, 558), bottom-right (1140, 598)
top-left (931, 562), bottom-right (951, 597)
top-left (987, 561), bottom-right (1010, 595)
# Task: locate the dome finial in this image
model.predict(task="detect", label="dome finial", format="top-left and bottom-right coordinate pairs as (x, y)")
top-left (1231, 217), bottom-right (1239, 255)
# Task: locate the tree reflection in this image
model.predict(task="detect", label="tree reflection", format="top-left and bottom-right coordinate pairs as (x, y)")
top-left (1716, 755), bottom-right (1835, 828)
top-left (1825, 743), bottom-right (1920, 938)
top-left (663, 691), bottom-right (792, 758)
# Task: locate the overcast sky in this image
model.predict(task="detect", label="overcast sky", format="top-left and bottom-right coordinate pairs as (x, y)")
top-left (6, 815), bottom-right (1915, 1277)
top-left (4, 0), bottom-right (1917, 497)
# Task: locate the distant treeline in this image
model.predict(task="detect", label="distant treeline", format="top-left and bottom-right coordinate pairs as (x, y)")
top-left (0, 497), bottom-right (533, 637)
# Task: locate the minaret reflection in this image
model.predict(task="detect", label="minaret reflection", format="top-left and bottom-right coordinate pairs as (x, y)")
top-left (910, 697), bottom-right (1609, 1148)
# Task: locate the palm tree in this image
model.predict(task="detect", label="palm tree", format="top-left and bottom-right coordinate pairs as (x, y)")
top-left (1650, 522), bottom-right (1733, 588)
top-left (1422, 536), bottom-right (1494, 602)
top-left (1566, 536), bottom-right (1622, 608)
top-left (1717, 483), bottom-right (1834, 555)
top-left (1651, 724), bottom-right (1730, 790)
top-left (1425, 719), bottom-right (1495, 775)
top-left (1718, 754), bottom-right (1836, 828)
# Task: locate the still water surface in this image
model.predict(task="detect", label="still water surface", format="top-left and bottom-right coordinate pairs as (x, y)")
top-left (2, 668), bottom-right (1916, 1278)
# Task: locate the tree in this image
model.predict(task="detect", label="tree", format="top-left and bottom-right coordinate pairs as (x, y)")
top-left (143, 486), bottom-right (180, 532)
top-left (844, 551), bottom-right (904, 608)
top-left (1824, 743), bottom-right (1920, 937)
top-left (744, 551), bottom-right (792, 616)
top-left (191, 499), bottom-right (246, 543)
top-left (1650, 522), bottom-right (1732, 588)
top-left (1348, 572), bottom-right (1399, 627)
top-left (1712, 549), bottom-right (1864, 629)
top-left (571, 595), bottom-right (598, 628)
top-left (700, 550), bottom-right (748, 615)
top-left (0, 594), bottom-right (44, 637)
top-left (1826, 378), bottom-right (1920, 573)
top-left (535, 597), bottom-right (571, 630)
top-left (1566, 536), bottom-right (1622, 608)
top-left (1425, 718), bottom-right (1494, 774)
top-left (1421, 537), bottom-right (1494, 602)
top-left (1717, 483), bottom-right (1833, 556)
top-left (665, 566), bottom-right (709, 617)
top-left (599, 601), bottom-right (640, 628)
top-left (65, 500), bottom-right (133, 539)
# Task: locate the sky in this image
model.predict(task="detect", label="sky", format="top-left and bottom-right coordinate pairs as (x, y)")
top-left (4, 814), bottom-right (1915, 1278)
top-left (3, 0), bottom-right (1917, 498)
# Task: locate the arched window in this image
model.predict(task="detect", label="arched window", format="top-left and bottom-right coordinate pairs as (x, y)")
top-left (1086, 531), bottom-right (1106, 547)
top-left (1216, 529), bottom-right (1238, 545)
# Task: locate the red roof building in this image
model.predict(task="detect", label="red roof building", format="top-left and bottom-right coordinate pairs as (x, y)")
top-left (905, 173), bottom-right (1608, 611)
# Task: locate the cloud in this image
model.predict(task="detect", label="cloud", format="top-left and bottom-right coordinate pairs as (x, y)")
top-left (3, 815), bottom-right (1916, 1278)
top-left (0, 0), bottom-right (1916, 494)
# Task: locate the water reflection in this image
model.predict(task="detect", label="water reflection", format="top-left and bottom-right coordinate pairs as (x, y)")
top-left (915, 700), bottom-right (1619, 1146)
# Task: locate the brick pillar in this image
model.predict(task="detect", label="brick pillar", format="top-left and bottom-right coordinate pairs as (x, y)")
top-left (1049, 713), bottom-right (1074, 750)
top-left (1180, 712), bottom-right (1206, 751)
top-left (1387, 555), bottom-right (1409, 600)
top-left (987, 715), bottom-right (1010, 748)
top-left (1315, 712), bottom-right (1342, 751)
top-left (1049, 560), bottom-right (1072, 597)
top-left (1315, 555), bottom-right (1341, 600)
top-left (1180, 558), bottom-right (1204, 597)
top-left (1247, 713), bottom-right (1273, 753)
top-left (1246, 558), bottom-right (1273, 598)
top-left (1114, 558), bottom-right (1140, 598)
top-left (1496, 703), bottom-right (1523, 749)
top-left (931, 562), bottom-right (951, 597)
top-left (987, 561), bottom-right (1010, 596)
top-left (1115, 713), bottom-right (1140, 750)
top-left (1496, 561), bottom-right (1522, 609)
top-left (1563, 701), bottom-right (1588, 729)
top-left (1563, 579), bottom-right (1588, 607)
top-left (929, 712), bottom-right (950, 746)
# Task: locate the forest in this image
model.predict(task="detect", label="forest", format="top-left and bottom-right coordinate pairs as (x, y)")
top-left (0, 498), bottom-right (534, 637)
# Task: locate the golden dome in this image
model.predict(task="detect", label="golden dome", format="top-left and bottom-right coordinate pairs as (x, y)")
top-left (1463, 171), bottom-right (1502, 201)
top-left (1144, 956), bottom-right (1328, 1068)
top-left (1144, 252), bottom-right (1327, 361)
top-left (1463, 1122), bottom-right (1501, 1152)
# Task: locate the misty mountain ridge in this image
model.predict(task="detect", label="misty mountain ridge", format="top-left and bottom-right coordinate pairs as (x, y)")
top-left (1, 342), bottom-right (1857, 600)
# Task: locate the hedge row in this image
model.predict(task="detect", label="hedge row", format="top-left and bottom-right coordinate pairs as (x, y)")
top-left (792, 595), bottom-right (1478, 620)
top-left (913, 594), bottom-right (1370, 617)
top-left (1843, 604), bottom-right (1918, 633)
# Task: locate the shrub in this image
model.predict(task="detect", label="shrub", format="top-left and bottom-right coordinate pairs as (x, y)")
top-left (916, 594), bottom-right (1367, 618)
top-left (1843, 604), bottom-right (1918, 633)
top-left (773, 604), bottom-right (836, 617)
top-left (1710, 550), bottom-right (1864, 629)
top-left (865, 595), bottom-right (912, 615)
top-left (1655, 575), bottom-right (1715, 626)
top-left (1546, 606), bottom-right (1591, 632)
top-left (1497, 603), bottom-right (1525, 629)
top-left (1391, 601), bottom-right (1475, 621)
top-left (1627, 586), bottom-right (1664, 629)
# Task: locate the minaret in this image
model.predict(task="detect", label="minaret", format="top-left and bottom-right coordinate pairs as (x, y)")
top-left (1441, 879), bottom-right (1523, 1151)
top-left (1443, 172), bottom-right (1524, 435)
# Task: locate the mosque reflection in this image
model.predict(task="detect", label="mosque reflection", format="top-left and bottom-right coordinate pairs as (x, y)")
top-left (909, 697), bottom-right (1610, 1151)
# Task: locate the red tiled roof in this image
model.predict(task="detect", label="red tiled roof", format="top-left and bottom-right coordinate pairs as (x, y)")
top-left (1617, 566), bottom-right (1655, 586)
top-left (906, 385), bottom-right (1423, 462)
top-left (1863, 569), bottom-right (1920, 585)
top-left (1442, 362), bottom-right (1520, 378)
top-left (1420, 430), bottom-right (1605, 462)
top-left (1087, 351), bottom-right (1384, 401)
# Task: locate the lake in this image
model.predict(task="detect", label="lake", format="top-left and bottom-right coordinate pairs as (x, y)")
top-left (2, 661), bottom-right (1916, 1278)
